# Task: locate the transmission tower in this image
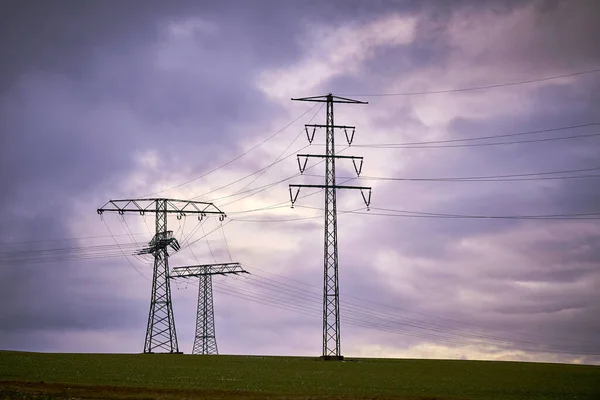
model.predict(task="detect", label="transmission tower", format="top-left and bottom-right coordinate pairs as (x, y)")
top-left (289, 94), bottom-right (372, 360)
top-left (170, 262), bottom-right (248, 354)
top-left (97, 198), bottom-right (226, 354)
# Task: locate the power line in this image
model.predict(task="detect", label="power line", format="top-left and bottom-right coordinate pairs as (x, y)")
top-left (241, 264), bottom-right (591, 345)
top-left (190, 145), bottom-right (352, 211)
top-left (339, 67), bottom-right (600, 97)
top-left (217, 147), bottom-right (352, 208)
top-left (236, 274), bottom-right (596, 350)
top-left (353, 122), bottom-right (600, 147)
top-left (208, 173), bottom-right (301, 203)
top-left (311, 174), bottom-right (600, 182)
top-left (356, 131), bottom-right (600, 149)
top-left (191, 143), bottom-right (310, 201)
top-left (140, 104), bottom-right (319, 197)
top-left (0, 232), bottom-right (147, 245)
top-left (119, 215), bottom-right (152, 264)
top-left (231, 215), bottom-right (322, 223)
top-left (180, 219), bottom-right (234, 250)
top-left (232, 205), bottom-right (600, 222)
top-left (213, 274), bottom-right (599, 356)
top-left (305, 166), bottom-right (600, 182)
top-left (220, 104), bottom-right (325, 199)
top-left (219, 221), bottom-right (233, 263)
top-left (226, 175), bottom-right (358, 216)
top-left (230, 207), bottom-right (363, 223)
top-left (186, 140), bottom-right (307, 203)
top-left (233, 274), bottom-right (597, 351)
top-left (9, 164), bottom-right (599, 248)
top-left (102, 219), bottom-right (149, 280)
top-left (195, 108), bottom-right (332, 205)
top-left (362, 207), bottom-right (600, 220)
top-left (201, 223), bottom-right (217, 263)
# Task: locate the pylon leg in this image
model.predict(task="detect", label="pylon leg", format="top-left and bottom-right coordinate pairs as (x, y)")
top-left (144, 200), bottom-right (179, 353)
top-left (193, 273), bottom-right (218, 355)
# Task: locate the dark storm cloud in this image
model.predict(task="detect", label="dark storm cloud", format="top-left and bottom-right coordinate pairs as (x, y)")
top-left (1, 0), bottom-right (383, 353)
top-left (312, 0), bottom-right (600, 363)
top-left (0, 0), bottom-right (311, 350)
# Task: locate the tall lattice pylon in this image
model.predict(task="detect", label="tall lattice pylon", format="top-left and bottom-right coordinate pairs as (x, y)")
top-left (97, 198), bottom-right (226, 353)
top-left (289, 94), bottom-right (372, 360)
top-left (170, 262), bottom-right (248, 354)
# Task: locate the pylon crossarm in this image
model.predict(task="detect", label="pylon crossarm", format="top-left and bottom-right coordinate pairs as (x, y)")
top-left (295, 155), bottom-right (364, 175)
top-left (289, 184), bottom-right (370, 190)
top-left (305, 124), bottom-right (356, 129)
top-left (97, 198), bottom-right (225, 217)
top-left (292, 95), bottom-right (368, 104)
top-left (170, 262), bottom-right (247, 278)
top-left (297, 154), bottom-right (363, 161)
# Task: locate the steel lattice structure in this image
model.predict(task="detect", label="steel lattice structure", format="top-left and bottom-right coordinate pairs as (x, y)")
top-left (289, 94), bottom-right (371, 360)
top-left (170, 263), bottom-right (248, 354)
top-left (97, 198), bottom-right (226, 354)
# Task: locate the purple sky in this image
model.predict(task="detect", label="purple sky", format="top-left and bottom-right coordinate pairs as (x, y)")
top-left (1, 0), bottom-right (599, 364)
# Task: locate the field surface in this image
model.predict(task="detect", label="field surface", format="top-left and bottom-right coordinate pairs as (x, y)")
top-left (0, 351), bottom-right (599, 400)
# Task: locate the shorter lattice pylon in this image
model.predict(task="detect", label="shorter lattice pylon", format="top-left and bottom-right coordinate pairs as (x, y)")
top-left (171, 263), bottom-right (248, 354)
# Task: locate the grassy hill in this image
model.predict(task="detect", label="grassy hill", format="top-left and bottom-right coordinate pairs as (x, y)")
top-left (0, 351), bottom-right (598, 399)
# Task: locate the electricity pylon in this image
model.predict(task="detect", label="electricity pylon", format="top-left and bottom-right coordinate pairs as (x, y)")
top-left (289, 94), bottom-right (372, 360)
top-left (97, 198), bottom-right (226, 354)
top-left (170, 262), bottom-right (248, 354)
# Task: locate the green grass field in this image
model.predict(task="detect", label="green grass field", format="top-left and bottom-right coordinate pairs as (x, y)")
top-left (0, 351), bottom-right (599, 399)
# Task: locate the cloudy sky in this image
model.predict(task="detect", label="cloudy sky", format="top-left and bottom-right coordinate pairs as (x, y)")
top-left (1, 0), bottom-right (599, 365)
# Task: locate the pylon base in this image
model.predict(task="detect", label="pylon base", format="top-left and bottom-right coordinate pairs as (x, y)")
top-left (321, 355), bottom-right (344, 361)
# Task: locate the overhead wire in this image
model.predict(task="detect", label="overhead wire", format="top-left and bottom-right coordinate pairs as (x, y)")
top-left (356, 131), bottom-right (600, 149)
top-left (0, 242), bottom-right (143, 265)
top-left (240, 264), bottom-right (587, 344)
top-left (179, 219), bottom-right (235, 250)
top-left (119, 215), bottom-right (152, 264)
top-left (201, 222), bottom-right (217, 263)
top-left (363, 207), bottom-right (600, 220)
top-left (213, 274), bottom-right (599, 355)
top-left (303, 166), bottom-right (600, 182)
top-left (211, 104), bottom-right (325, 201)
top-left (229, 204), bottom-right (600, 222)
top-left (239, 273), bottom-right (583, 348)
top-left (140, 103), bottom-right (319, 197)
top-left (226, 175), bottom-right (358, 216)
top-left (338, 67), bottom-right (600, 97)
top-left (224, 266), bottom-right (599, 352)
top-left (188, 107), bottom-right (324, 203)
top-left (231, 275), bottom-right (544, 344)
top-left (190, 143), bottom-right (310, 201)
top-left (354, 122), bottom-right (600, 147)
top-left (0, 232), bottom-right (147, 246)
top-left (178, 218), bottom-right (205, 249)
top-left (221, 147), bottom-right (353, 210)
top-left (101, 219), bottom-right (149, 280)
top-left (219, 221), bottom-right (233, 262)
top-left (296, 205), bottom-right (600, 220)
top-left (192, 106), bottom-right (325, 204)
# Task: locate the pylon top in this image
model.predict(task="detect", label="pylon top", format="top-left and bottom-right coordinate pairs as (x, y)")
top-left (291, 93), bottom-right (368, 104)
